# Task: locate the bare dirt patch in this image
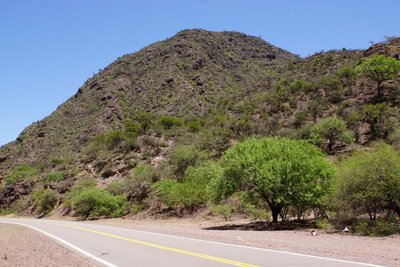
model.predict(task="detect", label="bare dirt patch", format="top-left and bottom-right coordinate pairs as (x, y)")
top-left (92, 217), bottom-right (400, 267)
top-left (0, 223), bottom-right (97, 267)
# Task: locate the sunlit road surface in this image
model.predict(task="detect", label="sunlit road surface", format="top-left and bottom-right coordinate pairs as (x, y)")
top-left (0, 218), bottom-right (382, 267)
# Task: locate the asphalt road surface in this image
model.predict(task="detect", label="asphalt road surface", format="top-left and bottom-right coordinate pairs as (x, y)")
top-left (0, 218), bottom-right (382, 267)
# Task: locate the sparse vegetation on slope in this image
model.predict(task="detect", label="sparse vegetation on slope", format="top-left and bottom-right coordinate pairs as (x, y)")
top-left (0, 30), bottom-right (399, 235)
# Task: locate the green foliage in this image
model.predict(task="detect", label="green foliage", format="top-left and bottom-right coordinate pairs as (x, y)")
top-left (336, 143), bottom-right (400, 219)
top-left (124, 163), bottom-right (157, 202)
top-left (352, 104), bottom-right (394, 139)
top-left (314, 218), bottom-right (334, 230)
top-left (197, 127), bottom-right (232, 158)
top-left (336, 66), bottom-right (357, 88)
top-left (187, 121), bottom-right (202, 133)
top-left (354, 219), bottom-right (400, 236)
top-left (293, 111), bottom-right (308, 128)
top-left (33, 189), bottom-right (59, 214)
top-left (84, 128), bottom-right (139, 161)
top-left (210, 137), bottom-right (335, 222)
top-left (5, 164), bottom-right (38, 185)
top-left (211, 204), bottom-right (234, 221)
top-left (357, 54), bottom-right (400, 85)
top-left (308, 100), bottom-right (326, 121)
top-left (44, 171), bottom-right (65, 183)
top-left (157, 115), bottom-right (184, 129)
top-left (359, 104), bottom-right (389, 124)
top-left (289, 80), bottom-right (313, 93)
top-left (169, 145), bottom-right (201, 176)
top-left (152, 162), bottom-right (221, 213)
top-left (309, 117), bottom-right (354, 154)
top-left (357, 54), bottom-right (400, 97)
top-left (69, 187), bottom-right (127, 218)
top-left (317, 77), bottom-right (345, 103)
top-left (131, 111), bottom-right (154, 132)
top-left (106, 181), bottom-right (125, 195)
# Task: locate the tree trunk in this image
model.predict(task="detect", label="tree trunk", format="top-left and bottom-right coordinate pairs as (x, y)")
top-left (271, 209), bottom-right (280, 223)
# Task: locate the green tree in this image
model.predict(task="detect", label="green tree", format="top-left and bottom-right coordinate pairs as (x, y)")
top-left (336, 143), bottom-right (400, 219)
top-left (210, 137), bottom-right (335, 223)
top-left (357, 54), bottom-right (400, 99)
top-left (309, 117), bottom-right (354, 154)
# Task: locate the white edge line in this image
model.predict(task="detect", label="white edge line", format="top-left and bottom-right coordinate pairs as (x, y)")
top-left (66, 220), bottom-right (384, 267)
top-left (0, 221), bottom-right (117, 267)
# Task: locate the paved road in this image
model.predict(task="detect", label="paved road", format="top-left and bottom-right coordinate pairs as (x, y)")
top-left (0, 218), bottom-right (382, 267)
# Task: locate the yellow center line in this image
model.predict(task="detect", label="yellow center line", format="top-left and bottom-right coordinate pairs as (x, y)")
top-left (62, 224), bottom-right (259, 267)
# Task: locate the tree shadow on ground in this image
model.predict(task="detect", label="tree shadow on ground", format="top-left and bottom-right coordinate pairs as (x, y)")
top-left (203, 220), bottom-right (315, 231)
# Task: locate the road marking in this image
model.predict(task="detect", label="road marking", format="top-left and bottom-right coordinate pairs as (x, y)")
top-left (65, 224), bottom-right (259, 267)
top-left (74, 222), bottom-right (381, 267)
top-left (0, 221), bottom-right (116, 267)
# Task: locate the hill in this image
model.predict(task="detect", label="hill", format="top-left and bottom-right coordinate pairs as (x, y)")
top-left (0, 30), bottom-right (399, 220)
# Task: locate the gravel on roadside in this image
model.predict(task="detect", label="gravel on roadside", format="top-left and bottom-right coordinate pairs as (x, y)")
top-left (0, 223), bottom-right (97, 267)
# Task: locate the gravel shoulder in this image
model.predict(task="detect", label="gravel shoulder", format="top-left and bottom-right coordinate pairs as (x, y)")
top-left (91, 217), bottom-right (400, 267)
top-left (0, 223), bottom-right (97, 267)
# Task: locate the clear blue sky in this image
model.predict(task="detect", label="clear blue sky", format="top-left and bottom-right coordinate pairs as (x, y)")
top-left (1, 0), bottom-right (399, 146)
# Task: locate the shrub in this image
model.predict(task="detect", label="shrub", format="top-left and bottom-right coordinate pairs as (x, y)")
top-left (354, 219), bottom-right (399, 236)
top-left (33, 189), bottom-right (59, 215)
top-left (106, 181), bottom-right (125, 195)
top-left (336, 66), bottom-right (357, 88)
top-left (211, 204), bottom-right (234, 221)
top-left (293, 111), bottom-right (308, 128)
top-left (152, 162), bottom-right (222, 213)
top-left (289, 80), bottom-right (313, 93)
top-left (124, 163), bottom-right (157, 201)
top-left (317, 77), bottom-right (345, 103)
top-left (169, 145), bottom-right (201, 176)
top-left (44, 171), bottom-right (65, 183)
top-left (157, 115), bottom-right (183, 129)
top-left (336, 143), bottom-right (400, 219)
top-left (5, 164), bottom-right (38, 185)
top-left (243, 204), bottom-right (270, 221)
top-left (187, 121), bottom-right (202, 133)
top-left (314, 218), bottom-right (334, 230)
top-left (69, 187), bottom-right (127, 218)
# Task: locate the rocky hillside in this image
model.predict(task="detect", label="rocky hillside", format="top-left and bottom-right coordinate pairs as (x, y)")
top-left (0, 29), bottom-right (399, 217)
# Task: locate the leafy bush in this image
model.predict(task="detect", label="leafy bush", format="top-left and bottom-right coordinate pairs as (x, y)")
top-left (157, 115), bottom-right (183, 129)
top-left (169, 145), bottom-right (201, 176)
top-left (336, 142), bottom-right (400, 219)
top-left (211, 204), bottom-right (234, 221)
top-left (314, 218), bottom-right (334, 230)
top-left (106, 181), bottom-right (125, 195)
top-left (152, 162), bottom-right (222, 213)
top-left (33, 189), bottom-right (59, 214)
top-left (336, 66), bottom-right (357, 88)
top-left (5, 164), bottom-right (38, 185)
top-left (317, 77), bottom-right (345, 103)
top-left (44, 171), bottom-right (65, 183)
top-left (187, 121), bottom-right (202, 133)
top-left (69, 187), bottom-right (127, 218)
top-left (243, 204), bottom-right (269, 221)
top-left (124, 163), bottom-right (157, 201)
top-left (289, 80), bottom-right (313, 93)
top-left (354, 219), bottom-right (399, 236)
